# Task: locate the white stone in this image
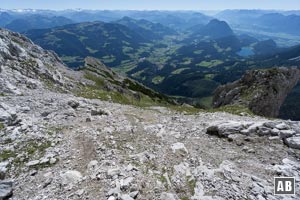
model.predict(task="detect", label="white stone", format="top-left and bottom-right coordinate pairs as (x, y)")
top-left (120, 194), bottom-right (134, 200)
top-left (171, 142), bottom-right (188, 153)
top-left (107, 168), bottom-right (120, 178)
top-left (120, 177), bottom-right (134, 189)
top-left (275, 123), bottom-right (289, 130)
top-left (285, 137), bottom-right (300, 149)
top-left (61, 170), bottom-right (82, 185)
top-left (26, 160), bottom-right (40, 167)
top-left (160, 192), bottom-right (178, 200)
top-left (279, 130), bottom-right (295, 139)
top-left (87, 160), bottom-right (98, 169)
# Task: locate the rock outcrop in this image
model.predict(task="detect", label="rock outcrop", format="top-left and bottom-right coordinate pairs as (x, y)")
top-left (213, 67), bottom-right (300, 117)
top-left (0, 28), bottom-right (73, 95)
top-left (206, 120), bottom-right (300, 150)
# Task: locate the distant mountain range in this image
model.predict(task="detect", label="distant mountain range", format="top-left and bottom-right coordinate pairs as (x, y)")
top-left (217, 10), bottom-right (300, 35)
top-left (114, 16), bottom-right (177, 40)
top-left (1, 9), bottom-right (300, 119)
top-left (0, 10), bottom-right (212, 30)
top-left (25, 21), bottom-right (151, 67)
top-left (5, 15), bottom-right (74, 32)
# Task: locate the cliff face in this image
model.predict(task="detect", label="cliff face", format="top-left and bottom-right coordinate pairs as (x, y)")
top-left (213, 67), bottom-right (300, 117)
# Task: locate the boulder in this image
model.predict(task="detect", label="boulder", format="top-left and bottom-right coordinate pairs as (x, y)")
top-left (120, 177), bottom-right (134, 190)
top-left (284, 137), bottom-right (300, 150)
top-left (206, 121), bottom-right (249, 137)
top-left (91, 108), bottom-right (109, 116)
top-left (0, 180), bottom-right (13, 199)
top-left (0, 162), bottom-right (8, 180)
top-left (67, 100), bottom-right (80, 109)
top-left (107, 168), bottom-right (121, 178)
top-left (171, 142), bottom-right (188, 154)
top-left (61, 170), bottom-right (82, 185)
top-left (279, 130), bottom-right (295, 139)
top-left (26, 160), bottom-right (40, 167)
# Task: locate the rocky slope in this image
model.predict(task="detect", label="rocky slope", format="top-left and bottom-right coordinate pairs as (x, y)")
top-left (213, 67), bottom-right (300, 118)
top-left (81, 56), bottom-right (175, 106)
top-left (0, 28), bottom-right (300, 200)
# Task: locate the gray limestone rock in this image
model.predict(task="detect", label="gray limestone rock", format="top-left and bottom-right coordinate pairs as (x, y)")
top-left (213, 68), bottom-right (300, 117)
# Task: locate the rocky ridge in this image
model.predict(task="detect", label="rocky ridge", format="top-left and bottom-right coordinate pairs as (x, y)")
top-left (0, 28), bottom-right (300, 200)
top-left (213, 67), bottom-right (300, 118)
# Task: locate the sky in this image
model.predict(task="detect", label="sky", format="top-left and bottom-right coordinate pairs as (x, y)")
top-left (0, 0), bottom-right (299, 10)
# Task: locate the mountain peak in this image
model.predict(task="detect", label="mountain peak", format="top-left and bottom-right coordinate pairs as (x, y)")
top-left (205, 19), bottom-right (234, 37)
top-left (192, 19), bottom-right (234, 39)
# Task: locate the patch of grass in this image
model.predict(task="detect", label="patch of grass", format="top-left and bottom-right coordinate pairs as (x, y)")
top-left (47, 126), bottom-right (64, 136)
top-left (181, 57), bottom-right (192, 65)
top-left (0, 93), bottom-right (5, 96)
top-left (77, 84), bottom-right (170, 108)
top-left (61, 56), bottom-right (81, 63)
top-left (198, 96), bottom-right (213, 109)
top-left (181, 197), bottom-right (190, 200)
top-left (20, 59), bottom-right (38, 68)
top-left (0, 122), bottom-right (4, 130)
top-left (152, 76), bottom-right (165, 84)
top-left (167, 105), bottom-right (202, 114)
top-left (187, 177), bottom-right (196, 195)
top-left (194, 50), bottom-right (203, 55)
top-left (159, 175), bottom-right (167, 183)
top-left (171, 68), bottom-right (189, 75)
top-left (124, 78), bottom-right (174, 104)
top-left (197, 60), bottom-right (224, 68)
top-left (25, 141), bottom-right (52, 155)
top-left (204, 74), bottom-right (216, 80)
top-left (209, 105), bottom-right (254, 116)
top-left (84, 72), bottom-right (105, 87)
top-left (86, 47), bottom-right (98, 54)
top-left (0, 150), bottom-right (17, 161)
top-left (159, 174), bottom-right (170, 190)
top-left (101, 55), bottom-right (116, 63)
top-left (11, 37), bottom-right (25, 46)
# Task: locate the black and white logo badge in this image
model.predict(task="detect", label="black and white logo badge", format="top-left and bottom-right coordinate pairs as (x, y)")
top-left (274, 177), bottom-right (295, 195)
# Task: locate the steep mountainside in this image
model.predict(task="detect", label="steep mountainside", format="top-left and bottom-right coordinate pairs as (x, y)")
top-left (190, 19), bottom-right (234, 39)
top-left (25, 21), bottom-right (148, 67)
top-left (1, 28), bottom-right (300, 200)
top-left (213, 67), bottom-right (300, 117)
top-left (79, 57), bottom-right (176, 106)
top-left (0, 27), bottom-right (174, 107)
top-left (0, 28), bottom-right (70, 95)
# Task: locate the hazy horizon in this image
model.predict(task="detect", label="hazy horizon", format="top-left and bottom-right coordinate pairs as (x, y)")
top-left (0, 0), bottom-right (299, 11)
